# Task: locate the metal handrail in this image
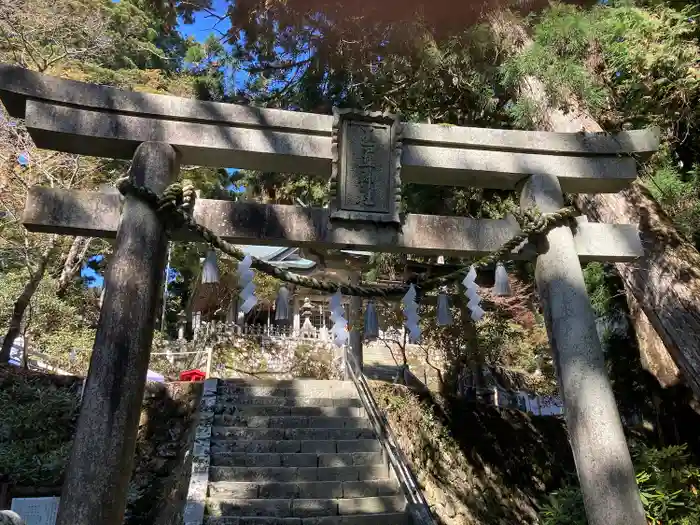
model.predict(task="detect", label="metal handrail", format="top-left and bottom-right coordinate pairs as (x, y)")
top-left (345, 351), bottom-right (436, 525)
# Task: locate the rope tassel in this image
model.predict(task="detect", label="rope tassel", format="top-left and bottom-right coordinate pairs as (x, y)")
top-left (364, 301), bottom-right (379, 340)
top-left (493, 262), bottom-right (512, 297)
top-left (274, 286), bottom-right (290, 321)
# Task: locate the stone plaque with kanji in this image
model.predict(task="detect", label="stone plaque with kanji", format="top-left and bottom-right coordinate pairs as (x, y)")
top-left (330, 108), bottom-right (402, 224)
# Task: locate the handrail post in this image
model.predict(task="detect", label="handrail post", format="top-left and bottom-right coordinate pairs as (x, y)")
top-left (347, 272), bottom-right (363, 379)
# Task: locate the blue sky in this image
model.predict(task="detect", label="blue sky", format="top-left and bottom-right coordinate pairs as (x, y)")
top-left (178, 0), bottom-right (232, 42)
top-left (180, 6), bottom-right (245, 191)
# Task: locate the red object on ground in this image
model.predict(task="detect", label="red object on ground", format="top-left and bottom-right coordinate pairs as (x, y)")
top-left (179, 369), bottom-right (206, 382)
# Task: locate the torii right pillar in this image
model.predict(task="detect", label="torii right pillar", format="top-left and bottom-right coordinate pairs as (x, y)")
top-left (520, 173), bottom-right (645, 525)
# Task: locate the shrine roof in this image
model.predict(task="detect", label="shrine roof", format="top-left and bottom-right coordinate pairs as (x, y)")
top-left (239, 245), bottom-right (316, 271)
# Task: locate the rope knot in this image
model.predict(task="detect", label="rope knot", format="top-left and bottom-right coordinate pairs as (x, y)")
top-left (116, 177), bottom-right (196, 230)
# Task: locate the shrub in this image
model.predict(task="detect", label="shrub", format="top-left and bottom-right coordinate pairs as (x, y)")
top-left (539, 443), bottom-right (700, 525)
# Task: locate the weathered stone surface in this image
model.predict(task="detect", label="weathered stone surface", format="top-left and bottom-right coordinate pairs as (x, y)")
top-left (300, 441), bottom-right (337, 454)
top-left (214, 415), bottom-right (273, 427)
top-left (208, 499), bottom-right (293, 517)
top-left (21, 101), bottom-right (641, 192)
top-left (335, 441), bottom-right (382, 454)
top-left (211, 440), bottom-right (302, 454)
top-left (330, 109), bottom-right (401, 223)
top-left (212, 453), bottom-right (283, 468)
top-left (209, 482), bottom-right (261, 499)
top-left (318, 454), bottom-right (354, 468)
top-left (269, 417), bottom-right (311, 428)
top-left (283, 428), bottom-right (375, 441)
top-left (213, 427), bottom-right (286, 441)
top-left (341, 481), bottom-right (400, 498)
top-left (401, 121), bottom-right (658, 157)
top-left (0, 65), bottom-right (657, 192)
top-left (520, 173), bottom-right (645, 525)
top-left (199, 379), bottom-right (410, 525)
top-left (280, 454), bottom-right (320, 468)
top-left (292, 499), bottom-right (338, 518)
top-left (205, 518), bottom-right (302, 525)
top-left (217, 395), bottom-right (292, 407)
top-left (301, 514), bottom-right (408, 525)
top-left (55, 142), bottom-right (179, 525)
top-left (337, 497), bottom-right (405, 515)
top-left (210, 467), bottom-right (303, 483)
top-left (219, 385), bottom-right (288, 397)
top-left (184, 378), bottom-right (218, 525)
top-left (261, 482), bottom-right (343, 500)
top-left (306, 417), bottom-right (370, 429)
top-left (0, 64), bottom-right (658, 159)
top-left (24, 188), bottom-right (643, 262)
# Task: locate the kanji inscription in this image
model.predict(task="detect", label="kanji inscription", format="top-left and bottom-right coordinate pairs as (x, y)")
top-left (330, 108), bottom-right (402, 224)
top-left (343, 121), bottom-right (390, 213)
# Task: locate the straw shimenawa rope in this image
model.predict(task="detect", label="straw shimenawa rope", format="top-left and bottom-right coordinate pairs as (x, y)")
top-left (117, 176), bottom-right (579, 298)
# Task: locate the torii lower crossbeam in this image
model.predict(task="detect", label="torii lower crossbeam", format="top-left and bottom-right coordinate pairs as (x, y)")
top-left (23, 187), bottom-right (642, 262)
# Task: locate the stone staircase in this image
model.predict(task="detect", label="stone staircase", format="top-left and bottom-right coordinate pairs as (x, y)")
top-left (205, 379), bottom-right (409, 525)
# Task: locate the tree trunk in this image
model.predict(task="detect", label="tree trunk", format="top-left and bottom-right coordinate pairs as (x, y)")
top-left (56, 236), bottom-right (92, 297)
top-left (0, 237), bottom-right (57, 363)
top-left (490, 11), bottom-right (700, 397)
top-left (575, 185), bottom-right (700, 397)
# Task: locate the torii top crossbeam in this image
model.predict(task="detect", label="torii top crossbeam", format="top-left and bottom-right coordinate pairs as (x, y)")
top-left (1, 64), bottom-right (657, 193)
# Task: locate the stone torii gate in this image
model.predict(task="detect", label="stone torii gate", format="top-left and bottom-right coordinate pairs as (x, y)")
top-left (0, 64), bottom-right (659, 525)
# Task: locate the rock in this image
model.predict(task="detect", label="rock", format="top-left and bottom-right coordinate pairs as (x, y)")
top-left (157, 442), bottom-right (179, 458)
top-left (0, 510), bottom-right (25, 525)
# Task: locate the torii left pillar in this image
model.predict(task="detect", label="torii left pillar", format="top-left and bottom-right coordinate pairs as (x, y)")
top-left (56, 142), bottom-right (179, 525)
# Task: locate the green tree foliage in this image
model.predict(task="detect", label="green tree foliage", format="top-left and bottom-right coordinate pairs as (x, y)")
top-left (540, 442), bottom-right (700, 525)
top-left (4, 0), bottom-right (700, 411)
top-left (0, 270), bottom-right (98, 371)
top-left (0, 0), bottom-right (202, 366)
top-left (501, 1), bottom-right (700, 243)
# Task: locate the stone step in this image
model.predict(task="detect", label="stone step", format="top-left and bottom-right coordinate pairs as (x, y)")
top-left (211, 452), bottom-right (385, 468)
top-left (212, 427), bottom-right (375, 442)
top-left (211, 440), bottom-right (383, 454)
top-left (209, 465), bottom-right (390, 483)
top-left (204, 512), bottom-right (410, 525)
top-left (209, 480), bottom-right (401, 500)
top-left (213, 415), bottom-right (372, 429)
top-left (218, 380), bottom-right (354, 387)
top-left (215, 396), bottom-right (363, 408)
top-left (207, 496), bottom-right (406, 518)
top-left (217, 382), bottom-right (358, 399)
top-left (215, 405), bottom-right (366, 418)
